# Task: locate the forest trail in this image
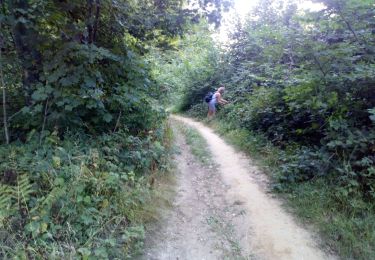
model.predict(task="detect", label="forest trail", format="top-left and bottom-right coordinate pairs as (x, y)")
top-left (143, 115), bottom-right (336, 260)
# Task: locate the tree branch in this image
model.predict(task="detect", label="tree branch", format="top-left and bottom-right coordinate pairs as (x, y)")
top-left (338, 10), bottom-right (360, 43)
top-left (113, 110), bottom-right (122, 133)
top-left (39, 96), bottom-right (49, 146)
top-left (312, 53), bottom-right (326, 78)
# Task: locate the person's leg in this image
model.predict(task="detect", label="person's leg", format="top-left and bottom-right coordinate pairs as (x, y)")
top-left (207, 103), bottom-right (213, 118)
top-left (208, 102), bottom-right (216, 119)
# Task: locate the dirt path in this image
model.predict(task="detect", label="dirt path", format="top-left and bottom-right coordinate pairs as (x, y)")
top-left (143, 115), bottom-right (336, 260)
top-left (142, 123), bottom-right (247, 259)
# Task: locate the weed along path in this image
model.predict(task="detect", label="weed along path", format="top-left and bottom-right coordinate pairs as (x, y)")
top-left (142, 115), bottom-right (336, 260)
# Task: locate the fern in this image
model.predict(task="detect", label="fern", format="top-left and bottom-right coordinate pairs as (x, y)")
top-left (15, 174), bottom-right (33, 210)
top-left (0, 184), bottom-right (13, 226)
top-left (0, 175), bottom-right (34, 226)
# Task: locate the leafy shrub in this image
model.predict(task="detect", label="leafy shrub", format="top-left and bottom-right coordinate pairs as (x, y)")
top-left (186, 103), bottom-right (209, 119)
top-left (324, 120), bottom-right (375, 200)
top-left (0, 124), bottom-right (171, 258)
top-left (230, 87), bottom-right (286, 140)
top-left (278, 146), bottom-right (331, 183)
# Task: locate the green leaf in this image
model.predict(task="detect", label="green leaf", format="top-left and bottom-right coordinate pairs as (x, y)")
top-left (368, 108), bottom-right (375, 122)
top-left (31, 90), bottom-right (48, 101)
top-left (103, 113), bottom-right (113, 123)
top-left (77, 248), bottom-right (91, 257)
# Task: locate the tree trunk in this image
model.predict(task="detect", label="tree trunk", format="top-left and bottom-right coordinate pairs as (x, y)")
top-left (39, 97), bottom-right (49, 146)
top-left (0, 18), bottom-right (10, 144)
top-left (87, 0), bottom-right (94, 44)
top-left (10, 0), bottom-right (42, 106)
top-left (92, 0), bottom-right (101, 43)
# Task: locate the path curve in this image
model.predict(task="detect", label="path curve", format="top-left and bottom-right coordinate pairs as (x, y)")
top-left (172, 115), bottom-right (335, 260)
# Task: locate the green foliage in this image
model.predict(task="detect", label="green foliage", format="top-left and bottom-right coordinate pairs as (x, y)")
top-left (0, 0), bottom-right (230, 140)
top-left (173, 0), bottom-right (375, 200)
top-left (285, 179), bottom-right (375, 260)
top-left (0, 123), bottom-right (172, 258)
top-left (0, 0), bottom-right (233, 257)
top-left (0, 174), bottom-right (34, 223)
top-left (148, 22), bottom-right (221, 110)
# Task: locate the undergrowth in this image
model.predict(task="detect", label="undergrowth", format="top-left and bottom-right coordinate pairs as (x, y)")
top-left (0, 122), bottom-right (173, 259)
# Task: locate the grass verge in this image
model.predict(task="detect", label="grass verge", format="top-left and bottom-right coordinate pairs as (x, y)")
top-left (175, 122), bottom-right (212, 165)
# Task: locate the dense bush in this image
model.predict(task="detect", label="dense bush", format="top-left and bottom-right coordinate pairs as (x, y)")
top-left (148, 22), bottom-right (222, 112)
top-left (0, 123), bottom-right (171, 258)
top-left (170, 0), bottom-right (375, 202)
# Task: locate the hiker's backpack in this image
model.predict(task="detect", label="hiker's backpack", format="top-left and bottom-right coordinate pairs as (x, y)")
top-left (204, 92), bottom-right (213, 103)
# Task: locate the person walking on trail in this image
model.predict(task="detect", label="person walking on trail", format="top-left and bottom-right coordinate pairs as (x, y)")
top-left (207, 86), bottom-right (229, 118)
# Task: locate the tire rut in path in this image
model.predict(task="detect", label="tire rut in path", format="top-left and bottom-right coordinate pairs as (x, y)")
top-left (142, 122), bottom-right (246, 259)
top-left (170, 115), bottom-right (336, 260)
